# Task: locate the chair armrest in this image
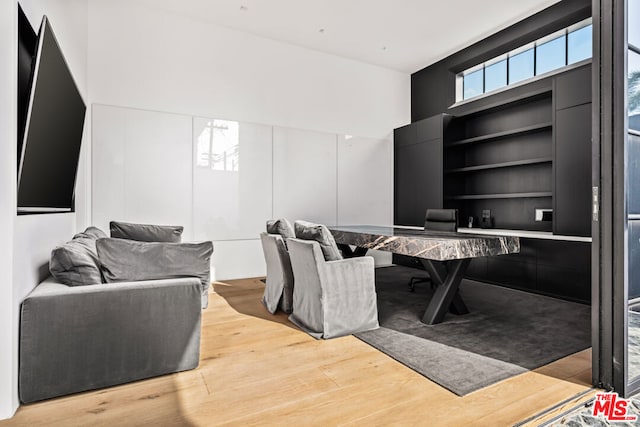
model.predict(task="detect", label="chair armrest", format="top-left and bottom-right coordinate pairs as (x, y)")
top-left (319, 256), bottom-right (375, 302)
top-left (322, 256), bottom-right (375, 279)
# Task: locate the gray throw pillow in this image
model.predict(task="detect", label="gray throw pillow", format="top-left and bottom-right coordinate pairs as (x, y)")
top-left (266, 218), bottom-right (295, 240)
top-left (294, 220), bottom-right (343, 261)
top-left (49, 226), bottom-right (108, 286)
top-left (96, 238), bottom-right (213, 308)
top-left (110, 221), bottom-right (184, 243)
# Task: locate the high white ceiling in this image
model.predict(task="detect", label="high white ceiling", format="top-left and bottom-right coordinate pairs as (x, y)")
top-left (138, 0), bottom-right (562, 73)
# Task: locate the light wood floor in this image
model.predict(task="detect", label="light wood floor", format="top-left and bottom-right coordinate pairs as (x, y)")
top-left (1, 277), bottom-right (593, 427)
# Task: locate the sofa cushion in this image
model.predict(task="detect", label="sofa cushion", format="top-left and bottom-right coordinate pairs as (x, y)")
top-left (266, 218), bottom-right (295, 239)
top-left (110, 221), bottom-right (184, 243)
top-left (294, 220), bottom-right (343, 261)
top-left (49, 226), bottom-right (108, 286)
top-left (96, 238), bottom-right (213, 308)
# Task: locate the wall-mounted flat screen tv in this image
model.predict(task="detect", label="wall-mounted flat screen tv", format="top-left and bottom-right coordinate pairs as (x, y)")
top-left (18, 15), bottom-right (86, 214)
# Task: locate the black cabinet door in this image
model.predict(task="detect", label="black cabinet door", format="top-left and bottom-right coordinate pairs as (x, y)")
top-left (394, 138), bottom-right (442, 226)
top-left (555, 64), bottom-right (592, 110)
top-left (554, 103), bottom-right (592, 236)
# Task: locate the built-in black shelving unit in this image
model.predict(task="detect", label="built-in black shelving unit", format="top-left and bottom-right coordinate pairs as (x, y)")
top-left (443, 91), bottom-right (554, 231)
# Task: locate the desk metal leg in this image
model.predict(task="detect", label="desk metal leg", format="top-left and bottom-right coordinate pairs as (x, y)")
top-left (421, 258), bottom-right (471, 325)
top-left (337, 244), bottom-right (368, 258)
top-left (420, 259), bottom-right (469, 316)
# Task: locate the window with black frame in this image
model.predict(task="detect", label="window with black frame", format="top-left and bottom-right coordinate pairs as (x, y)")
top-left (457, 18), bottom-right (592, 102)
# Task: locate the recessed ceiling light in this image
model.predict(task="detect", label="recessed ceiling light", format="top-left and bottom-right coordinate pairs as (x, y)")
top-left (319, 28), bottom-right (325, 34)
top-left (240, 5), bottom-right (248, 11)
top-left (381, 46), bottom-right (388, 51)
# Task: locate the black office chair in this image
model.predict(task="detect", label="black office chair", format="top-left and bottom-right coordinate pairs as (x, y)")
top-left (409, 208), bottom-right (458, 291)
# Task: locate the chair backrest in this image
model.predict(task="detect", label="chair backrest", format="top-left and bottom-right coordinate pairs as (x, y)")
top-left (293, 220), bottom-right (343, 261)
top-left (287, 238), bottom-right (325, 332)
top-left (260, 233), bottom-right (294, 313)
top-left (424, 209), bottom-right (458, 232)
top-left (266, 218), bottom-right (295, 243)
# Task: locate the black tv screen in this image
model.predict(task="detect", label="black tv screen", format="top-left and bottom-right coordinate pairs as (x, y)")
top-left (18, 15), bottom-right (86, 213)
top-left (17, 4), bottom-right (37, 167)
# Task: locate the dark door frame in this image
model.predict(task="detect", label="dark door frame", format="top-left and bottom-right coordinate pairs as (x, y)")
top-left (593, 0), bottom-right (635, 396)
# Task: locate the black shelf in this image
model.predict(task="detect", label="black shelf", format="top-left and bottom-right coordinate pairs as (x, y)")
top-left (445, 122), bottom-right (552, 147)
top-left (444, 157), bottom-right (552, 174)
top-left (445, 192), bottom-right (553, 200)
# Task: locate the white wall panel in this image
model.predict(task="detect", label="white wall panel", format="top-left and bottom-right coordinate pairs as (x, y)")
top-left (273, 127), bottom-right (337, 225)
top-left (193, 118), bottom-right (272, 241)
top-left (92, 105), bottom-right (193, 239)
top-left (122, 109), bottom-right (193, 238)
top-left (91, 105), bottom-right (126, 233)
top-left (337, 135), bottom-right (394, 266)
top-left (337, 135), bottom-right (393, 226)
top-left (211, 240), bottom-right (266, 281)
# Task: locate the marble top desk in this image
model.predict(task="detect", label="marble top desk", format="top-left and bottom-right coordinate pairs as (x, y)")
top-left (328, 225), bottom-right (520, 325)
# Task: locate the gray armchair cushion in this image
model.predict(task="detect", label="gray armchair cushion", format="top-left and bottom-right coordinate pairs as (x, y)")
top-left (49, 226), bottom-right (108, 286)
top-left (110, 221), bottom-right (184, 243)
top-left (266, 218), bottom-right (295, 241)
top-left (294, 220), bottom-right (343, 261)
top-left (96, 238), bottom-right (213, 308)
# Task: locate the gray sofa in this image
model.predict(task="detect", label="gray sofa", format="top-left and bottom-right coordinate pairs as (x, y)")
top-left (19, 276), bottom-right (202, 403)
top-left (19, 223), bottom-right (211, 403)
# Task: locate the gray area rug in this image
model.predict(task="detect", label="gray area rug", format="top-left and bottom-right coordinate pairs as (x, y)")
top-left (354, 265), bottom-right (591, 396)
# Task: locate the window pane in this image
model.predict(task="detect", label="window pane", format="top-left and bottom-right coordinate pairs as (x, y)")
top-left (463, 69), bottom-right (483, 100)
top-left (630, 0), bottom-right (640, 48)
top-left (536, 35), bottom-right (566, 75)
top-left (630, 51), bottom-right (640, 132)
top-left (568, 25), bottom-right (592, 64)
top-left (508, 49), bottom-right (534, 84)
top-left (485, 59), bottom-right (506, 92)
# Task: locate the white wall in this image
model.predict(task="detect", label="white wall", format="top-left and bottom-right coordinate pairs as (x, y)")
top-left (88, 1), bottom-right (409, 279)
top-left (0, 1), bottom-right (18, 419)
top-left (88, 0), bottom-right (408, 139)
top-left (1, 0), bottom-right (89, 419)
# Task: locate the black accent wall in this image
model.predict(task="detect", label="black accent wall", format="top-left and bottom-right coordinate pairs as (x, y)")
top-left (411, 0), bottom-right (591, 121)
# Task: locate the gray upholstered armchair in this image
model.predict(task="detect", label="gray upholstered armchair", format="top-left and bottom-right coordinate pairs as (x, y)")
top-left (287, 238), bottom-right (379, 339)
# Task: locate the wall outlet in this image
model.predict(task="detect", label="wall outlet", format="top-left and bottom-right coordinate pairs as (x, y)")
top-left (535, 209), bottom-right (553, 222)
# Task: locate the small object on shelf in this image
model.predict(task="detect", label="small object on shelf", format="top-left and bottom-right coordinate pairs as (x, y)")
top-left (535, 209), bottom-right (553, 222)
top-left (468, 216), bottom-right (475, 228)
top-left (481, 210), bottom-right (493, 229)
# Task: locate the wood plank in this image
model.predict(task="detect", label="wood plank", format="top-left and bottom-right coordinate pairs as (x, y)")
top-left (0, 277), bottom-right (593, 427)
